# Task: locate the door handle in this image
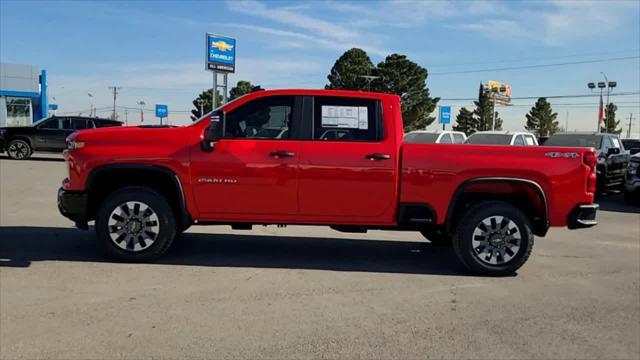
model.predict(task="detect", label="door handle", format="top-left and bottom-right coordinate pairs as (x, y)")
top-left (366, 153), bottom-right (391, 160)
top-left (270, 151), bottom-right (295, 158)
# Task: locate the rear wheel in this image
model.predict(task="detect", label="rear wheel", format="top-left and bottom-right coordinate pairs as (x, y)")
top-left (452, 201), bottom-right (534, 276)
top-left (6, 139), bottom-right (32, 160)
top-left (95, 186), bottom-right (177, 261)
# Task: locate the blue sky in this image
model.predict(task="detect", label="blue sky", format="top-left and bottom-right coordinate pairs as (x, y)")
top-left (1, 0), bottom-right (639, 133)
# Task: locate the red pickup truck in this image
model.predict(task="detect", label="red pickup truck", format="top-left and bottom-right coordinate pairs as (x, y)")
top-left (58, 89), bottom-right (598, 276)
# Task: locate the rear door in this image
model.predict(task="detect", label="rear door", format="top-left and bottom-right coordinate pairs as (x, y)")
top-left (297, 95), bottom-right (397, 224)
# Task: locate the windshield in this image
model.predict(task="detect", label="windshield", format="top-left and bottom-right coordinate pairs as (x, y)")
top-left (404, 133), bottom-right (440, 143)
top-left (465, 134), bottom-right (512, 145)
top-left (544, 134), bottom-right (602, 148)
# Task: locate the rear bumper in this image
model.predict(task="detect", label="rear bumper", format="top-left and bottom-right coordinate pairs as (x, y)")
top-left (57, 187), bottom-right (89, 229)
top-left (567, 204), bottom-right (599, 229)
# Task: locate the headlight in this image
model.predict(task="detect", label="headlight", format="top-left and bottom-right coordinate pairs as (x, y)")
top-left (628, 162), bottom-right (639, 175)
top-left (66, 140), bottom-right (85, 150)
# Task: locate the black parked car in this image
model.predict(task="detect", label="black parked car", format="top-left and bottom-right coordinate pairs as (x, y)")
top-left (622, 138), bottom-right (640, 155)
top-left (544, 132), bottom-right (629, 194)
top-left (0, 116), bottom-right (122, 160)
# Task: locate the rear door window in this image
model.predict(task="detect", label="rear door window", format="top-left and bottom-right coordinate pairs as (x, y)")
top-left (524, 135), bottom-right (536, 146)
top-left (313, 96), bottom-right (380, 142)
top-left (514, 135), bottom-right (525, 145)
top-left (439, 134), bottom-right (453, 144)
top-left (73, 119), bottom-right (93, 130)
top-left (452, 133), bottom-right (465, 144)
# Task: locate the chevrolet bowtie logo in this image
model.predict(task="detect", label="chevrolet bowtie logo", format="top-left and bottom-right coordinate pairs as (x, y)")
top-left (211, 40), bottom-right (234, 52)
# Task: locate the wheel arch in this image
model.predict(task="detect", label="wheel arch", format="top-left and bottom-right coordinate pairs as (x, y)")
top-left (445, 177), bottom-right (549, 236)
top-left (86, 164), bottom-right (191, 229)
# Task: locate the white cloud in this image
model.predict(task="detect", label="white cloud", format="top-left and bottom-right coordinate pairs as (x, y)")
top-left (227, 0), bottom-right (358, 42)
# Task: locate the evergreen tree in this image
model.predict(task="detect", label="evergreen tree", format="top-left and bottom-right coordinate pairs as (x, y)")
top-left (190, 89), bottom-right (223, 121)
top-left (229, 80), bottom-right (255, 100)
top-left (525, 97), bottom-right (559, 137)
top-left (453, 107), bottom-right (478, 135)
top-left (604, 102), bottom-right (621, 134)
top-left (373, 54), bottom-right (439, 131)
top-left (326, 48), bottom-right (375, 91)
top-left (474, 83), bottom-right (502, 131)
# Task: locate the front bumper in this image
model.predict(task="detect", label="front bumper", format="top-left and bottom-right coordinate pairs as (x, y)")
top-left (57, 187), bottom-right (89, 229)
top-left (567, 204), bottom-right (599, 229)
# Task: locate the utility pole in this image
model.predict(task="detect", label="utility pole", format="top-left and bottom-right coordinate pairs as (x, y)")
top-left (124, 109), bottom-right (128, 126)
top-left (108, 86), bottom-right (121, 120)
top-left (627, 113), bottom-right (634, 139)
top-left (359, 75), bottom-right (380, 92)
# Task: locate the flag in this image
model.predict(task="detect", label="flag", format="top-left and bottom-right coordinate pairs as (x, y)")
top-left (598, 94), bottom-right (605, 130)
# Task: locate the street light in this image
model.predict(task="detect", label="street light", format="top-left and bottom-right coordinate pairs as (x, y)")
top-left (88, 93), bottom-right (94, 117)
top-left (136, 100), bottom-right (145, 126)
top-left (588, 75), bottom-right (617, 133)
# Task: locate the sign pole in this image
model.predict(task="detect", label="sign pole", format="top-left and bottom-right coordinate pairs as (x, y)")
top-left (222, 73), bottom-right (228, 104)
top-left (212, 71), bottom-right (218, 110)
top-left (491, 93), bottom-right (497, 131)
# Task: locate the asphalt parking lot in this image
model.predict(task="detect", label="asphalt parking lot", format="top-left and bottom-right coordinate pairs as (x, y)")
top-left (1, 155), bottom-right (639, 359)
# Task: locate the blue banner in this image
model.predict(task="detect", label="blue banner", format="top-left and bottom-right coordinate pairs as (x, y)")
top-left (155, 104), bottom-right (168, 118)
top-left (439, 106), bottom-right (451, 124)
top-left (206, 34), bottom-right (236, 73)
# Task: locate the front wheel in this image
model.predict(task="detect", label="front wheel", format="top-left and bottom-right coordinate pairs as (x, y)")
top-left (6, 139), bottom-right (32, 160)
top-left (95, 186), bottom-right (177, 262)
top-left (452, 201), bottom-right (534, 276)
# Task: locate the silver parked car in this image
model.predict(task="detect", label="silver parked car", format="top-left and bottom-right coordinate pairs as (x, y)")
top-left (404, 130), bottom-right (467, 144)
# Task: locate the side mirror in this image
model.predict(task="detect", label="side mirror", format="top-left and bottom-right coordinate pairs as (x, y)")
top-left (201, 120), bottom-right (221, 152)
top-left (607, 147), bottom-right (620, 156)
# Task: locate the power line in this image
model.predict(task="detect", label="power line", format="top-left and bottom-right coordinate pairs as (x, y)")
top-left (427, 49), bottom-right (640, 68)
top-left (430, 56), bottom-right (640, 75)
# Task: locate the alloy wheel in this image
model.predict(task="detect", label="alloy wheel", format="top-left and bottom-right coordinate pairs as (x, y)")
top-left (107, 201), bottom-right (160, 252)
top-left (471, 215), bottom-right (522, 265)
top-left (8, 141), bottom-right (29, 159)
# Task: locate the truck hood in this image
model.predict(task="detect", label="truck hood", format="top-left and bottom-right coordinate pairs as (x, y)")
top-left (72, 123), bottom-right (206, 149)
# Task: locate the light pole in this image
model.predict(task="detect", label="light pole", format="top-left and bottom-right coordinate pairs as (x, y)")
top-left (588, 76), bottom-right (617, 133)
top-left (136, 100), bottom-right (145, 126)
top-left (88, 93), bottom-right (94, 117)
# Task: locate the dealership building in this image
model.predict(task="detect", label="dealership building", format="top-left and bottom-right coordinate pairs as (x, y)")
top-left (0, 63), bottom-right (48, 127)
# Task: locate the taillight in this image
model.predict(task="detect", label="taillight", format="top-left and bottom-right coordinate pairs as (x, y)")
top-left (583, 151), bottom-right (597, 194)
top-left (583, 151), bottom-right (597, 168)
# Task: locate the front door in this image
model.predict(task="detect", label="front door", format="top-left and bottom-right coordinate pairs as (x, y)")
top-left (34, 117), bottom-right (69, 151)
top-left (191, 95), bottom-right (301, 219)
top-left (297, 95), bottom-right (398, 224)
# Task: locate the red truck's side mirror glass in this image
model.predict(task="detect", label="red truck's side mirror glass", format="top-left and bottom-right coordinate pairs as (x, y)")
top-left (201, 113), bottom-right (223, 152)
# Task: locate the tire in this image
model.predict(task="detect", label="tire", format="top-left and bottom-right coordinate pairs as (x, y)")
top-left (6, 139), bottom-right (32, 160)
top-left (452, 201), bottom-right (534, 276)
top-left (95, 186), bottom-right (177, 262)
top-left (420, 228), bottom-right (452, 246)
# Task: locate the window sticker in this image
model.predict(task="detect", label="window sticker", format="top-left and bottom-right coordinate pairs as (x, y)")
top-left (321, 106), bottom-right (368, 129)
